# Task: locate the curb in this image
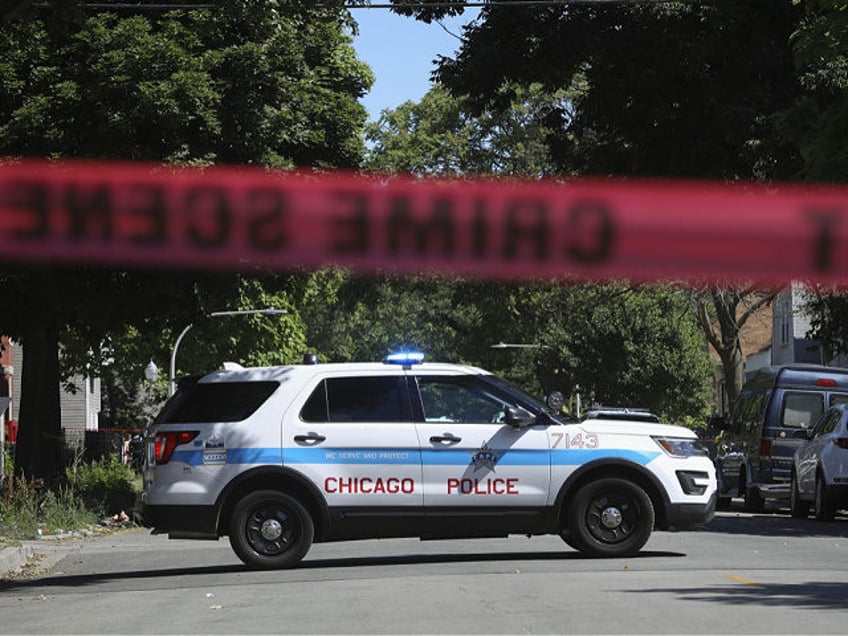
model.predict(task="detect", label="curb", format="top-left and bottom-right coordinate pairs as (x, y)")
top-left (0, 544), bottom-right (34, 578)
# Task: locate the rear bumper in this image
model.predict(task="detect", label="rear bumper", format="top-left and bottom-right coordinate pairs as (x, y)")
top-left (754, 482), bottom-right (791, 500)
top-left (134, 497), bottom-right (218, 540)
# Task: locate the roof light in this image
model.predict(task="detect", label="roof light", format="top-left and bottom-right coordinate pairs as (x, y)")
top-left (383, 351), bottom-right (425, 366)
top-left (817, 378), bottom-right (837, 387)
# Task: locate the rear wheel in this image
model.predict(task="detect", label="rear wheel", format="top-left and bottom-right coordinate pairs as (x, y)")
top-left (229, 490), bottom-right (314, 569)
top-left (814, 474), bottom-right (835, 521)
top-left (563, 478), bottom-right (654, 558)
top-left (743, 470), bottom-right (766, 513)
top-left (789, 472), bottom-right (809, 519)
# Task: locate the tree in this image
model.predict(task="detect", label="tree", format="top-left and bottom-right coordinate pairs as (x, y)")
top-left (301, 272), bottom-right (713, 423)
top-left (0, 0), bottom-right (373, 481)
top-left (385, 0), bottom-right (808, 408)
top-left (429, 0), bottom-right (803, 181)
top-left (776, 0), bottom-right (848, 183)
top-left (365, 83), bottom-right (565, 177)
top-left (693, 288), bottom-right (777, 409)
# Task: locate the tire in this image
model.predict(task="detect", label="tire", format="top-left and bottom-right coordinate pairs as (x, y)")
top-left (814, 474), bottom-right (835, 522)
top-left (743, 483), bottom-right (766, 513)
top-left (229, 490), bottom-right (314, 569)
top-left (716, 496), bottom-right (732, 510)
top-left (789, 473), bottom-right (809, 519)
top-left (564, 478), bottom-right (654, 558)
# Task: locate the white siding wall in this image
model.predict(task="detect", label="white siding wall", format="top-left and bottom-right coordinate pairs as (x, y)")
top-left (12, 343), bottom-right (101, 431)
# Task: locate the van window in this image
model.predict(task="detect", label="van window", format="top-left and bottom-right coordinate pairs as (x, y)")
top-left (733, 391), bottom-right (766, 433)
top-left (781, 392), bottom-right (824, 429)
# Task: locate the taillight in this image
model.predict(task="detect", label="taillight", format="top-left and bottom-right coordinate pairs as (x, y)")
top-left (817, 378), bottom-right (837, 387)
top-left (760, 438), bottom-right (772, 457)
top-left (834, 438), bottom-right (848, 450)
top-left (153, 431), bottom-right (200, 464)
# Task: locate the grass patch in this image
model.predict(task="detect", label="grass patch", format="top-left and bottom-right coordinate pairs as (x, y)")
top-left (1, 456), bottom-right (140, 542)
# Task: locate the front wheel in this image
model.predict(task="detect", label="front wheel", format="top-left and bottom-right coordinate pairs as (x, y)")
top-left (789, 473), bottom-right (810, 519)
top-left (814, 474), bottom-right (835, 521)
top-left (229, 490), bottom-right (314, 569)
top-left (563, 478), bottom-right (654, 557)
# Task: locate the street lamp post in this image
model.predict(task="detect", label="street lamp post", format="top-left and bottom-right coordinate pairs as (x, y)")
top-left (169, 308), bottom-right (288, 396)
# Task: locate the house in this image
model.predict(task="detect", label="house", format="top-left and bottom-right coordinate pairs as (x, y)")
top-left (4, 338), bottom-right (102, 450)
top-left (770, 282), bottom-right (825, 366)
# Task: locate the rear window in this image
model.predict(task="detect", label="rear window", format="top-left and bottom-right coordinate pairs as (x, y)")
top-left (781, 392), bottom-right (824, 429)
top-left (158, 381), bottom-right (279, 423)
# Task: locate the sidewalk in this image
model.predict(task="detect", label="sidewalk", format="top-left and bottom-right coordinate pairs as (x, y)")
top-left (1, 520), bottom-right (133, 579)
top-left (0, 543), bottom-right (33, 577)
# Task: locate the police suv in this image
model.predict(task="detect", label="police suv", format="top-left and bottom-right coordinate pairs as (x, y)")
top-left (136, 353), bottom-right (716, 569)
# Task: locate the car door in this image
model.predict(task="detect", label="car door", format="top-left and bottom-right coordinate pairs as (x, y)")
top-left (796, 408), bottom-right (839, 494)
top-left (286, 372), bottom-right (423, 507)
top-left (411, 373), bottom-right (551, 507)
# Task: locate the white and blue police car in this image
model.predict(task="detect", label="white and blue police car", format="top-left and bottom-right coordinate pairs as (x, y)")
top-left (135, 352), bottom-right (716, 569)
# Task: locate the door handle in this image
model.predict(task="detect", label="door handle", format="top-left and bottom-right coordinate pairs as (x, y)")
top-left (294, 433), bottom-right (326, 444)
top-left (430, 433), bottom-right (461, 444)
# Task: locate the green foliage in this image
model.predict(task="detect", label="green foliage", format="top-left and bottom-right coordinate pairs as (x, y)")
top-left (0, 477), bottom-right (96, 540)
top-left (802, 285), bottom-right (848, 359)
top-left (364, 83), bottom-right (564, 177)
top-left (433, 0), bottom-right (803, 181)
top-left (301, 272), bottom-right (713, 422)
top-left (777, 0), bottom-right (848, 182)
top-left (0, 2), bottom-right (373, 166)
top-left (66, 456), bottom-right (137, 517)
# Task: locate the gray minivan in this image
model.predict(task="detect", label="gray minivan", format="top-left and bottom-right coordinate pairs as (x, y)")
top-left (713, 364), bottom-right (848, 511)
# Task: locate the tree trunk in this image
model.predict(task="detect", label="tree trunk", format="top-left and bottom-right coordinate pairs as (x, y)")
top-left (719, 341), bottom-right (746, 410)
top-left (15, 317), bottom-right (64, 484)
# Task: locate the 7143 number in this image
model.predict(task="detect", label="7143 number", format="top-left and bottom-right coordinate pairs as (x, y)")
top-left (550, 432), bottom-right (599, 449)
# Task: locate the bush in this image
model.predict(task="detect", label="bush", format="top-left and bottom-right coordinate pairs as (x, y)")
top-left (67, 457), bottom-right (138, 517)
top-left (0, 477), bottom-right (96, 540)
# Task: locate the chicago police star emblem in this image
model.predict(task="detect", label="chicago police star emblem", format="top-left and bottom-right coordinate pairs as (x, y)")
top-left (471, 442), bottom-right (498, 472)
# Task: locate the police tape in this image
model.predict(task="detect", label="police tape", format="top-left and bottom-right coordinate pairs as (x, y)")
top-left (1, 158), bottom-right (847, 286)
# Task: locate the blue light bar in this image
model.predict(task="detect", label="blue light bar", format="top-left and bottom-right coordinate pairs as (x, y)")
top-left (383, 351), bottom-right (425, 366)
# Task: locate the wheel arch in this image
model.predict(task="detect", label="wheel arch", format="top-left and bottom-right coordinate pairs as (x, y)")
top-left (215, 466), bottom-right (330, 540)
top-left (555, 459), bottom-right (670, 530)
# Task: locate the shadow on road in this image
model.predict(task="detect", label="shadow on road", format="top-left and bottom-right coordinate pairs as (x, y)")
top-left (700, 507), bottom-right (848, 538)
top-left (628, 580), bottom-right (847, 611)
top-left (0, 548), bottom-right (684, 592)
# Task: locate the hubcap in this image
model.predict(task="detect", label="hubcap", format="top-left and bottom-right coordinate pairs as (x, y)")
top-left (600, 506), bottom-right (623, 529)
top-left (260, 518), bottom-right (283, 542)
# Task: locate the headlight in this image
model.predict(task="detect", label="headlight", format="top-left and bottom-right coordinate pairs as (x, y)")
top-left (652, 436), bottom-right (708, 458)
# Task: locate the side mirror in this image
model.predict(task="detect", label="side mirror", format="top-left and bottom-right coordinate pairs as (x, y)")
top-left (504, 406), bottom-right (537, 429)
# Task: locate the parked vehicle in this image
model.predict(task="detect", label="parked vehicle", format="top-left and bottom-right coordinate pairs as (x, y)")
top-left (712, 365), bottom-right (848, 511)
top-left (790, 403), bottom-right (848, 520)
top-left (581, 407), bottom-right (660, 423)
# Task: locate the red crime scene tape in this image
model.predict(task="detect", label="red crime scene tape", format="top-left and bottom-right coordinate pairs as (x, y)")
top-left (1, 159), bottom-right (847, 287)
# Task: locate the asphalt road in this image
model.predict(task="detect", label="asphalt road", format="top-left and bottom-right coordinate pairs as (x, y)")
top-left (1, 506), bottom-right (847, 634)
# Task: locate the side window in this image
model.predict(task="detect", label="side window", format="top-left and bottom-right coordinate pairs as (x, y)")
top-left (818, 410), bottom-right (840, 436)
top-left (829, 393), bottom-right (848, 408)
top-left (300, 377), bottom-right (409, 423)
top-left (732, 391), bottom-right (766, 434)
top-left (416, 376), bottom-right (512, 424)
top-left (781, 392), bottom-right (824, 429)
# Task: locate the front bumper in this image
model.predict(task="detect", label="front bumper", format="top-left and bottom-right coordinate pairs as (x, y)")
top-left (664, 492), bottom-right (716, 529)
